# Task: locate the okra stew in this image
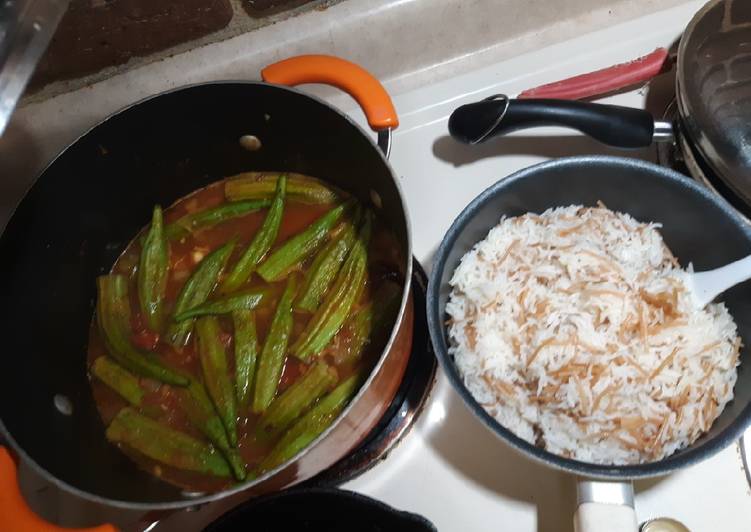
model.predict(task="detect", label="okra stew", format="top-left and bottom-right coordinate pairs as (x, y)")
top-left (87, 172), bottom-right (403, 492)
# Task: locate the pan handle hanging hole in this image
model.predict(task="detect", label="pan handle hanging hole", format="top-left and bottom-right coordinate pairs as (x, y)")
top-left (369, 189), bottom-right (383, 209)
top-left (239, 135), bottom-right (262, 151)
top-left (53, 394), bottom-right (73, 416)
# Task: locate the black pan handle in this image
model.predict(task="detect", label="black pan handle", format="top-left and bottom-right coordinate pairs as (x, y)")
top-left (448, 95), bottom-right (656, 148)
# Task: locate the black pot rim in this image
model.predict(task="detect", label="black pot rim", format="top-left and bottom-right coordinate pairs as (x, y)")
top-left (426, 155), bottom-right (751, 479)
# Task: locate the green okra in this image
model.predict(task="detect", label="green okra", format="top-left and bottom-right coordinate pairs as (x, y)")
top-left (291, 213), bottom-right (371, 360)
top-left (295, 210), bottom-right (360, 313)
top-left (252, 275), bottom-right (298, 413)
top-left (165, 199), bottom-right (271, 240)
top-left (106, 407), bottom-right (231, 478)
top-left (257, 372), bottom-right (362, 472)
top-left (196, 317), bottom-right (238, 447)
top-left (177, 379), bottom-right (246, 481)
top-left (166, 240), bottom-right (235, 347)
top-left (256, 200), bottom-right (353, 282)
top-left (225, 172), bottom-right (337, 205)
top-left (97, 275), bottom-right (189, 386)
top-left (233, 309), bottom-right (258, 411)
top-left (173, 289), bottom-right (266, 322)
top-left (333, 282), bottom-right (401, 365)
top-left (91, 357), bottom-right (144, 406)
top-left (138, 205), bottom-right (169, 331)
top-left (257, 362), bottom-right (337, 437)
top-left (222, 175), bottom-right (287, 293)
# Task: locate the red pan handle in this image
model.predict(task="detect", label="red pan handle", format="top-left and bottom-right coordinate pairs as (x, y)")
top-left (262, 55), bottom-right (399, 131)
top-left (518, 48), bottom-right (670, 100)
top-left (0, 446), bottom-right (117, 532)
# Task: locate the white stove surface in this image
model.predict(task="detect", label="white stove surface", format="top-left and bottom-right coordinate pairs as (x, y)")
top-left (333, 4), bottom-right (751, 531)
top-left (12, 1), bottom-right (751, 531)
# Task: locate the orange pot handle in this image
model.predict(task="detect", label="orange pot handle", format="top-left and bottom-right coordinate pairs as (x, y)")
top-left (262, 55), bottom-right (399, 131)
top-left (0, 447), bottom-right (117, 532)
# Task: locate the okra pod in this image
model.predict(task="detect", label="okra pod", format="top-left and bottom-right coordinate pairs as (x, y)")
top-left (295, 211), bottom-right (360, 313)
top-left (334, 282), bottom-right (401, 364)
top-left (177, 379), bottom-right (246, 481)
top-left (233, 309), bottom-right (258, 411)
top-left (222, 175), bottom-right (286, 293)
top-left (196, 317), bottom-right (238, 447)
top-left (91, 357), bottom-right (144, 406)
top-left (257, 362), bottom-right (337, 437)
top-left (291, 213), bottom-right (371, 360)
top-left (258, 373), bottom-right (362, 472)
top-left (225, 172), bottom-right (337, 205)
top-left (166, 240), bottom-right (235, 347)
top-left (173, 289), bottom-right (266, 322)
top-left (97, 275), bottom-right (189, 386)
top-left (138, 206), bottom-right (169, 331)
top-left (252, 275), bottom-right (297, 413)
top-left (106, 407), bottom-right (231, 478)
top-left (256, 200), bottom-right (353, 282)
top-left (165, 199), bottom-right (270, 240)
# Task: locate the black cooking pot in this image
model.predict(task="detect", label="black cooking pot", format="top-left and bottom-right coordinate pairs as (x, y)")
top-left (427, 156), bottom-right (751, 529)
top-left (0, 55), bottom-right (415, 519)
top-left (204, 488), bottom-right (436, 532)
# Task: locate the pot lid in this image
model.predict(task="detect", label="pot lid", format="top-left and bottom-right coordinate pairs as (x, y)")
top-left (677, 0), bottom-right (751, 204)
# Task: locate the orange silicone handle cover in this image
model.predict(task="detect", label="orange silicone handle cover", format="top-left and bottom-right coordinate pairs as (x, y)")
top-left (0, 447), bottom-right (117, 532)
top-left (262, 54), bottom-right (399, 131)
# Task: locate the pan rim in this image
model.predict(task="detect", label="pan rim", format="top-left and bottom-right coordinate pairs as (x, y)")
top-left (675, 0), bottom-right (749, 205)
top-left (426, 154), bottom-right (751, 479)
top-left (0, 79), bottom-right (414, 510)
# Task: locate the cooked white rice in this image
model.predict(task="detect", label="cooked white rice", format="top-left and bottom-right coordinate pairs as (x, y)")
top-left (446, 205), bottom-right (741, 464)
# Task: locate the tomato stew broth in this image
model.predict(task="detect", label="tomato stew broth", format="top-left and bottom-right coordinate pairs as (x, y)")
top-left (87, 175), bottom-right (403, 492)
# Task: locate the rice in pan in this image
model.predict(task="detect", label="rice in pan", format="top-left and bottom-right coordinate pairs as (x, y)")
top-left (446, 205), bottom-right (741, 464)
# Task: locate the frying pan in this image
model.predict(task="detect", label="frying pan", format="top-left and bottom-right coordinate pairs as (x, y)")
top-left (0, 54), bottom-right (415, 529)
top-left (426, 156), bottom-right (751, 531)
top-left (447, 0), bottom-right (751, 208)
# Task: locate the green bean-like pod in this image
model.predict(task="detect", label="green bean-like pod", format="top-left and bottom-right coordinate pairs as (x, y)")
top-left (252, 275), bottom-right (298, 413)
top-left (295, 210), bottom-right (360, 313)
top-left (225, 172), bottom-right (337, 205)
top-left (222, 175), bottom-right (287, 293)
top-left (257, 372), bottom-right (362, 473)
top-left (173, 289), bottom-right (266, 322)
top-left (332, 282), bottom-right (402, 365)
top-left (138, 206), bottom-right (169, 331)
top-left (291, 212), bottom-right (372, 360)
top-left (257, 362), bottom-right (337, 437)
top-left (166, 239), bottom-right (235, 347)
top-left (177, 379), bottom-right (246, 481)
top-left (91, 357), bottom-right (144, 406)
top-left (196, 317), bottom-right (239, 447)
top-left (165, 199), bottom-right (271, 240)
top-left (256, 200), bottom-right (353, 282)
top-left (97, 275), bottom-right (189, 386)
top-left (233, 309), bottom-right (258, 411)
top-left (106, 407), bottom-right (231, 478)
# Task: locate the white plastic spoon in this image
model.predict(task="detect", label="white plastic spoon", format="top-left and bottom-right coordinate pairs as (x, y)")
top-left (684, 255), bottom-right (751, 308)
